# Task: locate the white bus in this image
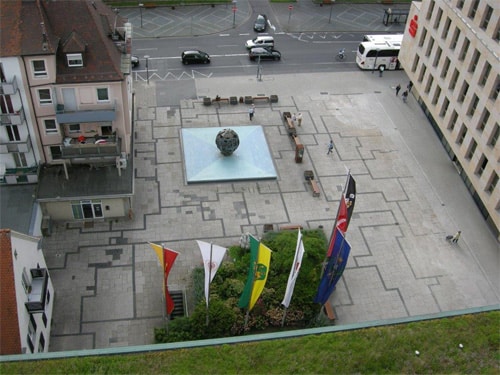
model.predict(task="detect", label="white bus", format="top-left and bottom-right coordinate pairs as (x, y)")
top-left (356, 34), bottom-right (404, 71)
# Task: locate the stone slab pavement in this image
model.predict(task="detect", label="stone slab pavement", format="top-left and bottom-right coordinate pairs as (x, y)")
top-left (43, 68), bottom-right (499, 351)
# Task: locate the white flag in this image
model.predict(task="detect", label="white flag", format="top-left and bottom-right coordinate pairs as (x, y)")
top-left (196, 240), bottom-right (227, 306)
top-left (281, 229), bottom-right (305, 308)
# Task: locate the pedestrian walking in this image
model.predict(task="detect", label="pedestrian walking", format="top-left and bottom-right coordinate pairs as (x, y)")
top-left (327, 140), bottom-right (334, 155)
top-left (407, 81), bottom-right (413, 92)
top-left (402, 90), bottom-right (408, 103)
top-left (395, 84), bottom-right (401, 96)
top-left (248, 105), bottom-right (255, 121)
top-left (451, 230), bottom-right (461, 244)
top-left (296, 112), bottom-right (303, 126)
top-left (292, 113), bottom-right (297, 126)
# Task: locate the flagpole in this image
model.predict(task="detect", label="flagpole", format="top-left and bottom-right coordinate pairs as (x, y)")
top-left (281, 308), bottom-right (288, 327)
top-left (162, 243), bottom-right (169, 335)
top-left (206, 243), bottom-right (213, 327)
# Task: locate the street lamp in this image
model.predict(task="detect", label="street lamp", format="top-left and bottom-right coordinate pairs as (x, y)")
top-left (372, 48), bottom-right (380, 74)
top-left (139, 3), bottom-right (144, 28)
top-left (144, 55), bottom-right (150, 84)
top-left (232, 2), bottom-right (237, 28)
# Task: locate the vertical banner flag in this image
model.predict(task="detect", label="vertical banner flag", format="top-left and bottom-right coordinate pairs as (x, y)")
top-left (326, 174), bottom-right (356, 257)
top-left (345, 174), bottom-right (356, 228)
top-left (314, 229), bottom-right (351, 305)
top-left (249, 242), bottom-right (272, 311)
top-left (149, 242), bottom-right (179, 315)
top-left (238, 235), bottom-right (259, 309)
top-left (281, 229), bottom-right (305, 308)
top-left (238, 235), bottom-right (272, 312)
top-left (196, 240), bottom-right (227, 306)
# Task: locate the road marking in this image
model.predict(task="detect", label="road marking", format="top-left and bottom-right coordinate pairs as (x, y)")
top-left (136, 48), bottom-right (158, 51)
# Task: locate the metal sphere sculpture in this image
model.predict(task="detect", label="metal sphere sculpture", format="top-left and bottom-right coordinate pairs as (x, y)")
top-left (215, 128), bottom-right (240, 156)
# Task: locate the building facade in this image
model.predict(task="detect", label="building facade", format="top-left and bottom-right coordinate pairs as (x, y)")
top-left (0, 229), bottom-right (55, 354)
top-left (0, 0), bottom-right (135, 223)
top-left (398, 0), bottom-right (499, 238)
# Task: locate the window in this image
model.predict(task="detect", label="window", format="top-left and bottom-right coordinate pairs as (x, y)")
top-left (432, 85), bottom-right (441, 105)
top-left (50, 146), bottom-right (62, 160)
top-left (457, 124), bottom-right (467, 145)
top-left (418, 28), bottom-right (427, 48)
top-left (440, 98), bottom-right (449, 117)
top-left (32, 60), bottom-right (47, 78)
top-left (478, 110), bottom-right (490, 132)
top-left (433, 7), bottom-right (442, 29)
top-left (418, 64), bottom-right (427, 83)
top-left (449, 69), bottom-right (459, 90)
top-left (476, 155), bottom-right (488, 176)
top-left (411, 55), bottom-right (419, 73)
top-left (481, 6), bottom-right (493, 30)
top-left (13, 152), bottom-right (27, 167)
top-left (459, 38), bottom-right (470, 61)
top-left (486, 172), bottom-right (498, 194)
top-left (426, 1), bottom-right (435, 20)
top-left (468, 0), bottom-right (479, 20)
top-left (488, 123), bottom-right (499, 147)
top-left (68, 123), bottom-right (80, 133)
top-left (469, 50), bottom-right (480, 72)
top-left (450, 27), bottom-right (460, 50)
top-left (38, 89), bottom-right (52, 105)
top-left (426, 73), bottom-right (434, 93)
top-left (21, 267), bottom-right (31, 293)
top-left (38, 333), bottom-right (45, 353)
top-left (44, 119), bottom-right (58, 134)
top-left (441, 57), bottom-right (450, 78)
top-left (71, 200), bottom-right (104, 220)
top-left (66, 53), bottom-right (83, 67)
top-left (465, 139), bottom-right (477, 160)
top-left (442, 17), bottom-right (451, 39)
top-left (448, 110), bottom-right (458, 130)
top-left (97, 88), bottom-right (109, 102)
top-left (42, 312), bottom-right (48, 327)
top-left (456, 0), bottom-right (464, 10)
top-left (6, 125), bottom-right (20, 141)
top-left (490, 76), bottom-right (499, 101)
top-left (433, 47), bottom-right (442, 67)
top-left (480, 62), bottom-right (491, 87)
top-left (467, 95), bottom-right (479, 117)
top-left (458, 81), bottom-right (469, 103)
top-left (425, 37), bottom-right (435, 57)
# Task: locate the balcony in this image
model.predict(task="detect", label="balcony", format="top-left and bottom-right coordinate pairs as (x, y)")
top-left (61, 136), bottom-right (121, 159)
top-left (25, 268), bottom-right (49, 314)
top-left (55, 100), bottom-right (116, 124)
top-left (0, 135), bottom-right (32, 154)
top-left (0, 75), bottom-right (18, 95)
top-left (0, 107), bottom-right (25, 126)
top-left (1, 165), bottom-right (39, 184)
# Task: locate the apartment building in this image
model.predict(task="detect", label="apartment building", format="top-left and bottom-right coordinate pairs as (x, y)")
top-left (398, 0), bottom-right (499, 239)
top-left (0, 0), bottom-right (135, 223)
top-left (0, 229), bottom-right (55, 354)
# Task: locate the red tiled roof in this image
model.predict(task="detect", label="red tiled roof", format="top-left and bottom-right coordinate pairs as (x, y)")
top-left (1, 0), bottom-right (125, 83)
top-left (0, 229), bottom-right (22, 355)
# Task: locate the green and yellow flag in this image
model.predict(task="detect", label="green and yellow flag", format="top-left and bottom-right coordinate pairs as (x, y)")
top-left (237, 235), bottom-right (271, 311)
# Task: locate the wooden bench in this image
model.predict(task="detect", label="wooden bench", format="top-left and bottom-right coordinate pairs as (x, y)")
top-left (279, 225), bottom-right (303, 231)
top-left (310, 179), bottom-right (320, 197)
top-left (253, 96), bottom-right (269, 103)
top-left (283, 112), bottom-right (296, 136)
top-left (144, 3), bottom-right (157, 8)
top-left (324, 303), bottom-right (336, 321)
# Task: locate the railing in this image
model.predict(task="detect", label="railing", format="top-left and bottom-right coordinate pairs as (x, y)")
top-left (0, 135), bottom-right (32, 153)
top-left (0, 107), bottom-right (25, 126)
top-left (1, 165), bottom-right (39, 184)
top-left (55, 99), bottom-right (116, 115)
top-left (25, 268), bottom-right (49, 314)
top-left (61, 136), bottom-right (122, 158)
top-left (0, 75), bottom-right (18, 95)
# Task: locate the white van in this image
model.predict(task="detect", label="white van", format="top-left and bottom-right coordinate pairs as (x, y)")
top-left (245, 36), bottom-right (274, 49)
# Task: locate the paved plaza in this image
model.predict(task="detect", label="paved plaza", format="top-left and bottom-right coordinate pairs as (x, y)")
top-left (42, 68), bottom-right (499, 351)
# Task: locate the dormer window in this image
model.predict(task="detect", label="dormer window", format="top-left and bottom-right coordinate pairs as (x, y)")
top-left (67, 53), bottom-right (83, 67)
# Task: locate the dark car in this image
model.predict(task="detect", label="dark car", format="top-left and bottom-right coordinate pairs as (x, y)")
top-left (253, 14), bottom-right (267, 32)
top-left (249, 47), bottom-right (281, 61)
top-left (131, 55), bottom-right (139, 68)
top-left (181, 50), bottom-right (210, 65)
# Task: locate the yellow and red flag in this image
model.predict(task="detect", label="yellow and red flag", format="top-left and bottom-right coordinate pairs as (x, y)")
top-left (149, 242), bottom-right (179, 315)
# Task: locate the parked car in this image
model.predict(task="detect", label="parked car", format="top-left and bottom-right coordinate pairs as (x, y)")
top-left (245, 36), bottom-right (274, 49)
top-left (131, 55), bottom-right (139, 68)
top-left (181, 50), bottom-right (210, 65)
top-left (249, 47), bottom-right (281, 61)
top-left (253, 14), bottom-right (267, 32)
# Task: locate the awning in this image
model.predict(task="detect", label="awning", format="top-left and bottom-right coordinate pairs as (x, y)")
top-left (56, 110), bottom-right (116, 124)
